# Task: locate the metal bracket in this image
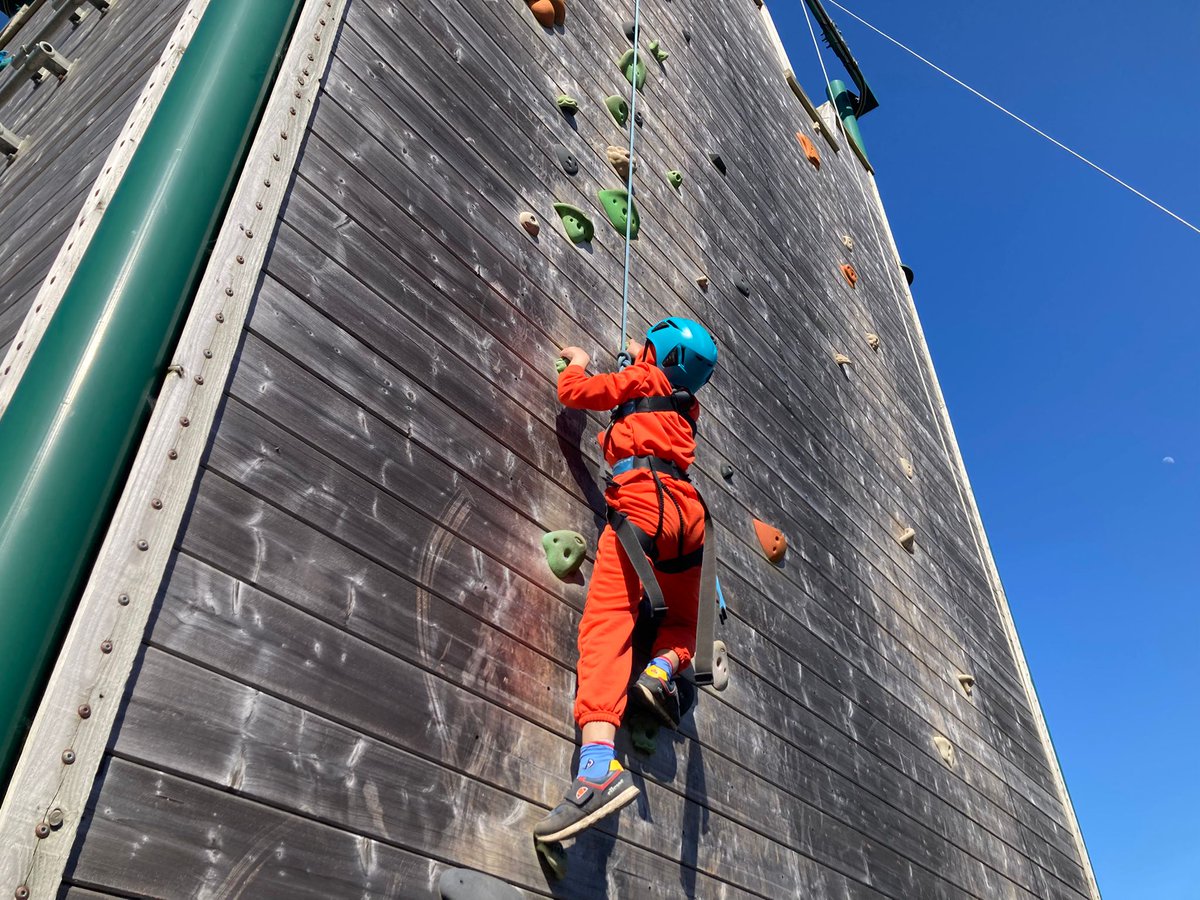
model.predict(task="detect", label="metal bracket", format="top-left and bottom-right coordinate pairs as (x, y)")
top-left (24, 41), bottom-right (72, 83)
top-left (70, 0), bottom-right (110, 23)
top-left (0, 121), bottom-right (24, 158)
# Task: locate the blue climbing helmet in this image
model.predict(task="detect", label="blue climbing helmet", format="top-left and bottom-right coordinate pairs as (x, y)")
top-left (644, 317), bottom-right (718, 393)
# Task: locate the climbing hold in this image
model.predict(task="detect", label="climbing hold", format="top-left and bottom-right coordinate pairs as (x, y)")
top-left (899, 457), bottom-right (914, 479)
top-left (554, 357), bottom-right (568, 374)
top-left (552, 203), bottom-right (594, 244)
top-left (604, 95), bottom-right (629, 127)
top-left (736, 278), bottom-right (751, 297)
top-left (618, 49), bottom-right (646, 90)
top-left (841, 234), bottom-right (855, 251)
top-left (753, 519), bottom-right (787, 564)
top-left (957, 673), bottom-right (976, 697)
top-left (933, 735), bottom-right (956, 767)
top-left (720, 463), bottom-right (734, 480)
top-left (865, 332), bottom-right (880, 351)
top-left (666, 169), bottom-right (683, 188)
top-left (696, 274), bottom-right (709, 290)
top-left (897, 526), bottom-right (916, 553)
top-left (556, 94), bottom-right (579, 115)
top-left (439, 868), bottom-right (523, 900)
top-left (834, 352), bottom-right (852, 367)
top-left (518, 211), bottom-right (540, 237)
top-left (555, 147), bottom-right (579, 176)
top-left (840, 264), bottom-right (858, 287)
top-left (901, 264), bottom-right (915, 286)
top-left (711, 640), bottom-right (730, 692)
top-left (709, 152), bottom-right (727, 175)
top-left (682, 29), bottom-right (692, 44)
top-left (597, 189), bottom-right (639, 240)
top-left (524, 0), bottom-right (565, 28)
top-left (629, 710), bottom-right (658, 755)
top-left (623, 19), bottom-right (637, 41)
top-left (534, 840), bottom-right (567, 880)
top-left (634, 110), bottom-right (644, 128)
top-left (648, 40), bottom-right (669, 62)
top-left (543, 530), bottom-right (587, 578)
top-left (796, 132), bottom-right (821, 169)
top-left (605, 145), bottom-right (635, 179)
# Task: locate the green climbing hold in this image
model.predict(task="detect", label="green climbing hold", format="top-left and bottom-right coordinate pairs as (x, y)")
top-left (543, 530), bottom-right (588, 578)
top-left (604, 94), bottom-right (629, 127)
top-left (648, 40), bottom-right (669, 62)
top-left (556, 94), bottom-right (579, 115)
top-left (597, 189), bottom-right (639, 240)
top-left (617, 48), bottom-right (646, 90)
top-left (552, 203), bottom-right (595, 244)
top-left (535, 839), bottom-right (568, 880)
top-left (629, 710), bottom-right (659, 755)
top-left (667, 170), bottom-right (683, 188)
top-left (554, 357), bottom-right (568, 374)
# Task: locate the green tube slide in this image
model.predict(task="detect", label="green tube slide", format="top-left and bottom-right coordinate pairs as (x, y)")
top-left (0, 0), bottom-right (302, 784)
top-left (827, 78), bottom-right (868, 162)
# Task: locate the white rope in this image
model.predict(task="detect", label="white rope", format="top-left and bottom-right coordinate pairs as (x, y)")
top-left (825, 0), bottom-right (1200, 236)
top-left (618, 0), bottom-right (645, 365)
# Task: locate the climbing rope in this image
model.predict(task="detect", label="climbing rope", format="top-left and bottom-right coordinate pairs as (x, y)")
top-left (616, 0), bottom-right (645, 367)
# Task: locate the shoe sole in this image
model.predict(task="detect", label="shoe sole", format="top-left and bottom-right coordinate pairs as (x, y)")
top-left (634, 681), bottom-right (680, 730)
top-left (533, 784), bottom-right (641, 843)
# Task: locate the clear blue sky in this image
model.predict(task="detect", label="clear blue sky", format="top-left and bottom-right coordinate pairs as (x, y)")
top-left (772, 2), bottom-right (1199, 897)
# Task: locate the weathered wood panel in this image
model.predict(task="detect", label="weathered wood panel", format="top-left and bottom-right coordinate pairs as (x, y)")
top-left (42, 0), bottom-right (1093, 896)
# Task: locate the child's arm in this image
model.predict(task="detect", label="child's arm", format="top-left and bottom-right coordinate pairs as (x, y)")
top-left (557, 345), bottom-right (653, 411)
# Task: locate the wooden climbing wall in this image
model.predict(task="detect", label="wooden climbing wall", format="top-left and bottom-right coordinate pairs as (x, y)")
top-left (35, 0), bottom-right (1093, 896)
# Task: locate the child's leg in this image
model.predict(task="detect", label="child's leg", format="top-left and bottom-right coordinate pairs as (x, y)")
top-left (573, 525), bottom-right (643, 729)
top-left (650, 564), bottom-right (702, 671)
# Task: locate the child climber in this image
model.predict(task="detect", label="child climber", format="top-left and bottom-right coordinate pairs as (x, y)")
top-left (534, 317), bottom-right (718, 843)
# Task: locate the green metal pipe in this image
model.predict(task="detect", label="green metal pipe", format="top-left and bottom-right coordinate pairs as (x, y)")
top-left (827, 78), bottom-right (868, 162)
top-left (0, 0), bottom-right (301, 783)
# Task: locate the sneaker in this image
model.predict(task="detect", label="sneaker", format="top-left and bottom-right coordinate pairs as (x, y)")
top-left (632, 670), bottom-right (681, 729)
top-left (532, 761), bottom-right (640, 843)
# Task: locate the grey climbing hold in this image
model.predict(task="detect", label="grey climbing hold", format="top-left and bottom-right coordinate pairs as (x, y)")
top-left (958, 673), bottom-right (976, 697)
top-left (933, 735), bottom-right (956, 767)
top-left (634, 109), bottom-right (644, 128)
top-left (623, 19), bottom-right (637, 40)
top-left (902, 264), bottom-right (915, 285)
top-left (898, 526), bottom-right (916, 552)
top-left (709, 152), bottom-right (727, 175)
top-left (711, 640), bottom-right (730, 692)
top-left (543, 530), bottom-right (587, 578)
top-left (605, 95), bottom-right (629, 127)
top-left (720, 463), bottom-right (734, 480)
top-left (648, 40), bottom-right (669, 62)
top-left (666, 169), bottom-right (683, 188)
top-left (682, 28), bottom-right (692, 44)
top-left (438, 868), bottom-right (523, 900)
top-left (556, 146), bottom-right (579, 176)
top-left (736, 278), bottom-right (751, 297)
top-left (618, 49), bottom-right (647, 90)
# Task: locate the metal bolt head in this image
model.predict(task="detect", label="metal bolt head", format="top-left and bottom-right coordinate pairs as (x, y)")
top-left (225, 287), bottom-right (234, 297)
top-left (16, 884), bottom-right (31, 898)
top-left (78, 704), bottom-right (91, 718)
top-left (61, 749), bottom-right (76, 764)
top-left (100, 640), bottom-right (113, 654)
top-left (167, 449), bottom-right (178, 460)
top-left (180, 416), bottom-right (190, 427)
top-left (236, 255), bottom-right (245, 265)
top-left (118, 593), bottom-right (130, 606)
top-left (33, 823), bottom-right (50, 839)
top-left (194, 375), bottom-right (205, 385)
top-left (137, 539), bottom-right (149, 551)
top-left (47, 808), bottom-right (64, 828)
top-left (203, 349), bottom-right (213, 359)
top-left (151, 499), bottom-right (163, 510)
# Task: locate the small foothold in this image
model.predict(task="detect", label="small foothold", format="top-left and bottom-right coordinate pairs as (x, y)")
top-left (438, 867), bottom-right (524, 900)
top-left (535, 839), bottom-right (568, 880)
top-left (720, 463), bottom-right (734, 480)
top-left (552, 202), bottom-right (594, 243)
top-left (634, 110), bottom-right (644, 128)
top-left (711, 640), bottom-right (730, 692)
top-left (933, 735), bottom-right (956, 767)
top-left (696, 274), bottom-right (709, 290)
top-left (629, 712), bottom-right (659, 755)
top-left (604, 95), bottom-right (629, 127)
top-left (605, 145), bottom-right (635, 179)
top-left (555, 146), bottom-right (579, 176)
top-left (524, 0), bottom-right (565, 27)
top-left (898, 526), bottom-right (917, 552)
top-left (682, 29), bottom-right (692, 44)
top-left (841, 234), bottom-right (855, 251)
top-left (796, 132), bottom-right (821, 169)
top-left (899, 457), bottom-right (914, 479)
top-left (736, 278), bottom-right (751, 296)
top-left (622, 19), bottom-right (636, 40)
top-left (865, 332), bottom-right (880, 351)
top-left (554, 357), bottom-right (567, 374)
top-left (840, 264), bottom-right (858, 287)
top-left (666, 169), bottom-right (683, 188)
top-left (597, 189), bottom-right (639, 239)
top-left (901, 264), bottom-right (915, 286)
top-left (618, 49), bottom-right (647, 90)
top-left (834, 352), bottom-right (852, 367)
top-left (753, 519), bottom-right (787, 564)
top-left (957, 673), bottom-right (976, 697)
top-left (648, 39), bottom-right (669, 62)
top-left (519, 211), bottom-right (540, 237)
top-left (555, 94), bottom-right (579, 115)
top-left (543, 530), bottom-right (588, 578)
top-left (709, 152), bottom-right (727, 175)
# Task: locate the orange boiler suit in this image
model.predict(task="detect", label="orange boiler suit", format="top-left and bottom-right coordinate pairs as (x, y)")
top-left (558, 358), bottom-right (706, 728)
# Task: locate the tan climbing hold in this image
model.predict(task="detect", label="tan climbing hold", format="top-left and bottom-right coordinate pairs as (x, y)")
top-left (933, 735), bottom-right (956, 767)
top-left (525, 0), bottom-right (565, 27)
top-left (899, 457), bottom-right (914, 479)
top-left (796, 132), bottom-right (821, 169)
top-left (840, 263), bottom-right (858, 287)
top-left (519, 211), bottom-right (540, 237)
top-left (841, 234), bottom-right (855, 251)
top-left (696, 274), bottom-right (709, 290)
top-left (957, 673), bottom-right (976, 697)
top-left (865, 332), bottom-right (880, 351)
top-left (897, 526), bottom-right (916, 553)
top-left (711, 640), bottom-right (730, 692)
top-left (833, 352), bottom-right (852, 367)
top-left (605, 145), bottom-right (636, 179)
top-left (753, 519), bottom-right (787, 565)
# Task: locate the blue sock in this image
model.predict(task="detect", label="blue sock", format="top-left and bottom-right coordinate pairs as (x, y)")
top-left (576, 741), bottom-right (615, 781)
top-left (645, 655), bottom-right (675, 683)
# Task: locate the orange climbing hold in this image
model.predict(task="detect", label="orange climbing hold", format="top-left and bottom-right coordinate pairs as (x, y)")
top-left (525, 0), bottom-right (565, 27)
top-left (840, 264), bottom-right (858, 287)
top-left (753, 519), bottom-right (787, 564)
top-left (796, 132), bottom-right (821, 169)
